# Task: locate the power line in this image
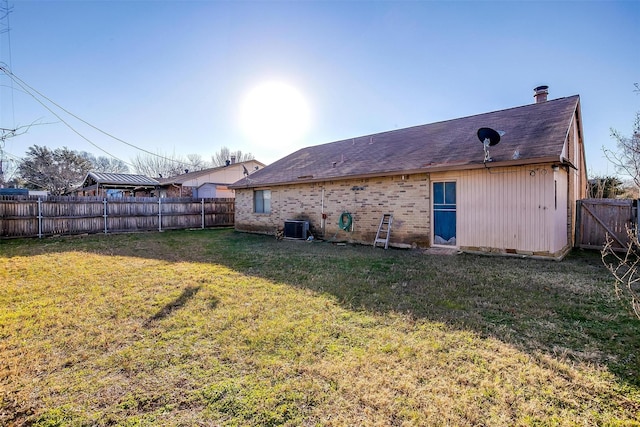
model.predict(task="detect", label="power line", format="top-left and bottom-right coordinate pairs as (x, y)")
top-left (2, 149), bottom-right (29, 183)
top-left (0, 65), bottom-right (193, 168)
top-left (0, 0), bottom-right (15, 185)
top-left (0, 64), bottom-right (134, 166)
top-left (0, 0), bottom-right (15, 129)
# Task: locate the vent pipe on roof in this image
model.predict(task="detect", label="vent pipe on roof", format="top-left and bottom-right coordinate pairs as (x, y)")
top-left (534, 85), bottom-right (549, 103)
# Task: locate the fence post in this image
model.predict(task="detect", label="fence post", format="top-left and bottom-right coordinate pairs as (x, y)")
top-left (1, 196), bottom-right (234, 239)
top-left (632, 199), bottom-right (640, 236)
top-left (37, 198), bottom-right (43, 238)
top-left (103, 199), bottom-right (108, 234)
top-left (574, 200), bottom-right (582, 248)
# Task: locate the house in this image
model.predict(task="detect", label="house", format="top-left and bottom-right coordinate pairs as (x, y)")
top-left (0, 188), bottom-right (29, 196)
top-left (157, 160), bottom-right (266, 198)
top-left (229, 86), bottom-right (587, 259)
top-left (76, 172), bottom-right (160, 197)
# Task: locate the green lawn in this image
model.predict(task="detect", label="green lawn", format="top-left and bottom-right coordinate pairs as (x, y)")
top-left (1, 229), bottom-right (639, 426)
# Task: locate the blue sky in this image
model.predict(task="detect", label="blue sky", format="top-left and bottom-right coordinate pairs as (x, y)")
top-left (0, 0), bottom-right (638, 177)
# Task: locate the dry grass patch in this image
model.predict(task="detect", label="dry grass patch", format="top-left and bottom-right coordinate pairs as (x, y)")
top-left (1, 229), bottom-right (639, 426)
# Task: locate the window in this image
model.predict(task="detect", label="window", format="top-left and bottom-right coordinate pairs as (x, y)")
top-left (433, 181), bottom-right (457, 246)
top-left (254, 189), bottom-right (271, 213)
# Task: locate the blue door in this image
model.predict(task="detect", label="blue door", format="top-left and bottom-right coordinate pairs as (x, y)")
top-left (433, 182), bottom-right (457, 246)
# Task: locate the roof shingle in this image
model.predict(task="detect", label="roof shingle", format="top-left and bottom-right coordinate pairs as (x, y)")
top-left (84, 172), bottom-right (159, 187)
top-left (231, 95), bottom-right (580, 188)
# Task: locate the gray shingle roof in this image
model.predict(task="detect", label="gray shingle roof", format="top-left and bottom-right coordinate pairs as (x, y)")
top-left (230, 95), bottom-right (580, 188)
top-left (157, 161), bottom-right (266, 185)
top-left (84, 172), bottom-right (159, 187)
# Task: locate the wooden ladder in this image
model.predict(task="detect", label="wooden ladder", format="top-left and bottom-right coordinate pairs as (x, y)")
top-left (373, 214), bottom-right (393, 249)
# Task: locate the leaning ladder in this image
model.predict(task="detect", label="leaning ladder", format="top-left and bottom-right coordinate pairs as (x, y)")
top-left (373, 214), bottom-right (393, 249)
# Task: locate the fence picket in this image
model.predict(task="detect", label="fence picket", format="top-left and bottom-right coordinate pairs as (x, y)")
top-left (576, 198), bottom-right (637, 250)
top-left (0, 196), bottom-right (234, 238)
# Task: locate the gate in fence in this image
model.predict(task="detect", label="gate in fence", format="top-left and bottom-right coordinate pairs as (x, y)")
top-left (575, 198), bottom-right (638, 251)
top-left (0, 196), bottom-right (234, 239)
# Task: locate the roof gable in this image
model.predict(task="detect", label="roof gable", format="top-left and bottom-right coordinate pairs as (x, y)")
top-left (231, 95), bottom-right (581, 188)
top-left (158, 160), bottom-right (266, 185)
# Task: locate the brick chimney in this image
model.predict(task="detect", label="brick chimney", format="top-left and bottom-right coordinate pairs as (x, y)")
top-left (534, 85), bottom-right (549, 103)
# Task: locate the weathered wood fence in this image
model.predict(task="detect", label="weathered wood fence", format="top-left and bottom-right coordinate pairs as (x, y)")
top-left (575, 199), bottom-right (638, 250)
top-left (0, 196), bottom-right (234, 239)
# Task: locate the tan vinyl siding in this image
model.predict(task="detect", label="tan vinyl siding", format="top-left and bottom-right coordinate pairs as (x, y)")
top-left (432, 164), bottom-right (569, 256)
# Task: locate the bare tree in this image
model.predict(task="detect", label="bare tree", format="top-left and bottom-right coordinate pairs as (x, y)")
top-left (79, 152), bottom-right (129, 174)
top-left (588, 175), bottom-right (624, 199)
top-left (600, 83), bottom-right (640, 320)
top-left (602, 230), bottom-right (640, 319)
top-left (185, 153), bottom-right (211, 171)
top-left (0, 156), bottom-right (18, 186)
top-left (17, 145), bottom-right (92, 195)
top-left (1, 121), bottom-right (48, 186)
top-left (130, 151), bottom-right (213, 178)
top-left (620, 180), bottom-right (640, 199)
top-left (603, 84), bottom-right (640, 187)
top-left (211, 146), bottom-right (255, 167)
top-left (603, 112), bottom-right (640, 188)
top-left (130, 151), bottom-right (187, 178)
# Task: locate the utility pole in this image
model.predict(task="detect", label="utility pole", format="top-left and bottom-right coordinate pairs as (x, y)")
top-left (0, 0), bottom-right (13, 128)
top-left (0, 0), bottom-right (14, 186)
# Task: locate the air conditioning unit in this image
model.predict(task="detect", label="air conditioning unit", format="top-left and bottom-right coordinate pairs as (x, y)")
top-left (283, 220), bottom-right (309, 240)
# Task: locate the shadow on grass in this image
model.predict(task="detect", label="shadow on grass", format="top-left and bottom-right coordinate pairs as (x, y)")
top-left (3, 228), bottom-right (639, 387)
top-left (143, 286), bottom-right (202, 327)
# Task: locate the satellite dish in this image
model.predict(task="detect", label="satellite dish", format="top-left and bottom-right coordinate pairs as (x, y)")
top-left (477, 127), bottom-right (502, 146)
top-left (477, 127), bottom-right (505, 163)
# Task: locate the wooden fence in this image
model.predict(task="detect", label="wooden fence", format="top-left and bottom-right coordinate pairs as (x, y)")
top-left (575, 198), bottom-right (638, 250)
top-left (0, 196), bottom-right (234, 239)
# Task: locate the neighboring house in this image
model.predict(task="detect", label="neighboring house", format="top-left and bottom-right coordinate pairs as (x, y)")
top-left (229, 87), bottom-right (587, 259)
top-left (0, 188), bottom-right (29, 196)
top-left (157, 160), bottom-right (266, 198)
top-left (0, 188), bottom-right (48, 197)
top-left (75, 172), bottom-right (160, 197)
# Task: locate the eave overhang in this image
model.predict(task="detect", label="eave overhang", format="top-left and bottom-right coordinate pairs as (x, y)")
top-left (229, 156), bottom-right (564, 189)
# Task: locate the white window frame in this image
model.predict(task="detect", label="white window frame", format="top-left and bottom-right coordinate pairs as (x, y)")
top-left (254, 189), bottom-right (271, 214)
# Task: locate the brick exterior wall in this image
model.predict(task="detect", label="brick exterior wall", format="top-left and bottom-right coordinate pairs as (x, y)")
top-left (161, 185), bottom-right (194, 198)
top-left (235, 174), bottom-right (431, 248)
